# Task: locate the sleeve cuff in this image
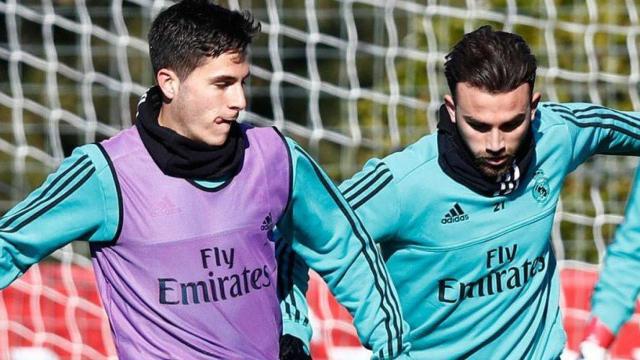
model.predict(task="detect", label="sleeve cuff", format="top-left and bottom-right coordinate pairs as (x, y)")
top-left (282, 320), bottom-right (313, 354)
top-left (282, 320), bottom-right (312, 354)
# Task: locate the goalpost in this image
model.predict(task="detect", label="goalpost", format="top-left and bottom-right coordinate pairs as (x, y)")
top-left (0, 0), bottom-right (638, 359)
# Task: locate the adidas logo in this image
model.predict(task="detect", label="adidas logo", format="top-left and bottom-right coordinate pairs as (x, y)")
top-left (261, 212), bottom-right (273, 231)
top-left (150, 195), bottom-right (181, 217)
top-left (441, 203), bottom-right (469, 224)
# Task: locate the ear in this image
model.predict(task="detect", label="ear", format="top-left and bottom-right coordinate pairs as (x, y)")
top-left (156, 68), bottom-right (180, 100)
top-left (444, 94), bottom-right (457, 123)
top-left (530, 92), bottom-right (541, 120)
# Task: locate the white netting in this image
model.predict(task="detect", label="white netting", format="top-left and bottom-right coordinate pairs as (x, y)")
top-left (0, 0), bottom-right (639, 358)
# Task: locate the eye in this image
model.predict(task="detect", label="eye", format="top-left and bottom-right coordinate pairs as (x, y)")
top-left (500, 117), bottom-right (525, 132)
top-left (241, 75), bottom-right (250, 87)
top-left (469, 122), bottom-right (491, 133)
top-left (214, 81), bottom-right (232, 89)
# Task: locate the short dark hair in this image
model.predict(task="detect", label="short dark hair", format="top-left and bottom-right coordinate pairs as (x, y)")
top-left (444, 25), bottom-right (537, 98)
top-left (148, 0), bottom-right (261, 79)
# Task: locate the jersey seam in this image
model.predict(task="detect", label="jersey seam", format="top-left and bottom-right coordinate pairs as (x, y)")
top-left (94, 144), bottom-right (123, 244)
top-left (120, 223), bottom-right (259, 247)
top-left (537, 104), bottom-right (571, 130)
top-left (272, 127), bottom-right (294, 222)
top-left (412, 205), bottom-right (557, 252)
top-left (95, 165), bottom-right (113, 242)
top-left (390, 152), bottom-right (434, 241)
top-left (558, 111), bottom-right (577, 168)
top-left (97, 169), bottom-right (117, 242)
top-left (252, 128), bottom-right (279, 230)
top-left (379, 145), bottom-right (438, 242)
top-left (392, 150), bottom-right (439, 185)
top-left (384, 170), bottom-right (403, 242)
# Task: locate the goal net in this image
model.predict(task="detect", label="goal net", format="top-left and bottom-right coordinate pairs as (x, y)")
top-left (0, 0), bottom-right (638, 359)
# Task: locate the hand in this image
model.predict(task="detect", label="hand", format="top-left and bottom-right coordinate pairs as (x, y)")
top-left (279, 334), bottom-right (312, 360)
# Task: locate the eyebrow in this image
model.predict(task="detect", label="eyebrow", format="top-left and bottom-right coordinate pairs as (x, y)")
top-left (463, 112), bottom-right (526, 126)
top-left (211, 72), bottom-right (251, 83)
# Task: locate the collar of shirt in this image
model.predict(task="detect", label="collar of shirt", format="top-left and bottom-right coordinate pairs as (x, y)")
top-left (436, 104), bottom-right (536, 197)
top-left (134, 86), bottom-right (245, 180)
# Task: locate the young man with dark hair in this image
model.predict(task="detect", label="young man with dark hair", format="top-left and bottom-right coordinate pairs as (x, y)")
top-left (578, 166), bottom-right (640, 360)
top-left (282, 25), bottom-right (640, 358)
top-left (0, 1), bottom-right (410, 359)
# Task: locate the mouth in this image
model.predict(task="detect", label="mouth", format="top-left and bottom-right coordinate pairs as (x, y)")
top-left (214, 116), bottom-right (237, 125)
top-left (474, 155), bottom-right (514, 178)
top-left (483, 156), bottom-right (508, 166)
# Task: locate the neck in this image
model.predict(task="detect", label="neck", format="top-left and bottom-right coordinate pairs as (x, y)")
top-left (157, 106), bottom-right (182, 136)
top-left (436, 104), bottom-right (536, 197)
top-left (134, 86), bottom-right (246, 180)
top-left (157, 106), bottom-right (169, 128)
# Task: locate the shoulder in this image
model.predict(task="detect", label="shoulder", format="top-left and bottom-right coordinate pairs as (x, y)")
top-left (98, 126), bottom-right (144, 162)
top-left (279, 135), bottom-right (308, 162)
top-left (534, 101), bottom-right (616, 141)
top-left (243, 123), bottom-right (282, 139)
top-left (382, 133), bottom-right (439, 183)
top-left (535, 102), bottom-right (574, 129)
top-left (242, 124), bottom-right (290, 154)
top-left (69, 143), bottom-right (112, 175)
top-left (531, 102), bottom-right (578, 144)
top-left (535, 102), bottom-right (607, 128)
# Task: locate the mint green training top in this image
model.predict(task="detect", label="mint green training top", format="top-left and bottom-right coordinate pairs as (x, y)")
top-left (282, 102), bottom-right (640, 359)
top-left (591, 166), bottom-right (640, 335)
top-left (0, 135), bottom-right (409, 360)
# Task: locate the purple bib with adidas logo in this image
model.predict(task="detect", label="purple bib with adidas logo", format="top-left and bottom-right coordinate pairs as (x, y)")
top-left (91, 124), bottom-right (290, 359)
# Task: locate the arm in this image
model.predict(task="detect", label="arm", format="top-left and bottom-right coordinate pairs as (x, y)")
top-left (542, 103), bottom-right (640, 172)
top-left (276, 139), bottom-right (409, 360)
top-left (277, 234), bottom-right (312, 357)
top-left (0, 145), bottom-right (119, 288)
top-left (581, 166), bottom-right (640, 354)
top-left (279, 157), bottom-right (404, 355)
top-left (339, 158), bottom-right (402, 243)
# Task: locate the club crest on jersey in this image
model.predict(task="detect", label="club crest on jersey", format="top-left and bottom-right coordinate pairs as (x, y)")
top-left (532, 169), bottom-right (550, 203)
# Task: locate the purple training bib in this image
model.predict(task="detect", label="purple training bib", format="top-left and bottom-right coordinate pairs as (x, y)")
top-left (91, 124), bottom-right (290, 359)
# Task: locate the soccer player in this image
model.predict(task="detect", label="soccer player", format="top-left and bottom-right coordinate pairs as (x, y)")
top-left (281, 25), bottom-right (640, 358)
top-left (578, 166), bottom-right (640, 359)
top-left (0, 1), bottom-right (409, 359)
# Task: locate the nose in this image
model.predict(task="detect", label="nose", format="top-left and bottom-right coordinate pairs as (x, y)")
top-left (486, 129), bottom-right (505, 155)
top-left (228, 83), bottom-right (246, 111)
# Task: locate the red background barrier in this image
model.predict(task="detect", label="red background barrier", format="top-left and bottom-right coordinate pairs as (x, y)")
top-left (1, 263), bottom-right (638, 359)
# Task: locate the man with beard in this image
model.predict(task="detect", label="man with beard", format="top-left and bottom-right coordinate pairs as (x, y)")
top-left (0, 1), bottom-right (409, 359)
top-left (578, 166), bottom-right (640, 360)
top-left (279, 25), bottom-right (640, 358)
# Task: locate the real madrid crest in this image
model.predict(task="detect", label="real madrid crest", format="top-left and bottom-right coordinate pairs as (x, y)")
top-left (532, 169), bottom-right (550, 203)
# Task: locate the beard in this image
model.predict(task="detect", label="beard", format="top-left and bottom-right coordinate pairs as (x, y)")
top-left (473, 154), bottom-right (515, 178)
